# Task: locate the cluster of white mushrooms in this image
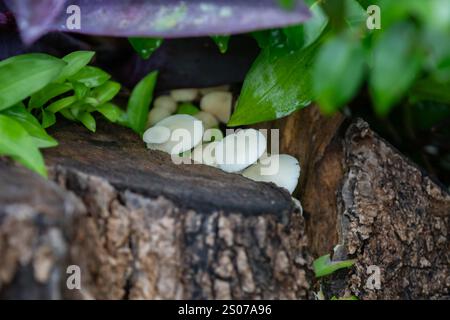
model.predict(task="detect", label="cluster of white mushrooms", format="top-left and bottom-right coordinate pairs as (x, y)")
top-left (143, 87), bottom-right (301, 194)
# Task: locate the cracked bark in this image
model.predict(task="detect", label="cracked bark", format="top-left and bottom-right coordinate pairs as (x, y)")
top-left (1, 106), bottom-right (449, 299)
top-left (258, 107), bottom-right (449, 299)
top-left (0, 120), bottom-right (312, 299)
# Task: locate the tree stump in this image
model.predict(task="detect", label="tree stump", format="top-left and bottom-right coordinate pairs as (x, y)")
top-left (258, 106), bottom-right (450, 299)
top-left (0, 120), bottom-right (312, 300)
top-left (0, 107), bottom-right (449, 300)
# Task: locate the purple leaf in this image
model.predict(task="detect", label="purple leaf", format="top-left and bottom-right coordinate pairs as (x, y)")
top-left (5, 0), bottom-right (311, 44)
top-left (3, 0), bottom-right (66, 44)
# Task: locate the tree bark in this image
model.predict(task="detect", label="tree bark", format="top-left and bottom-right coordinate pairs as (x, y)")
top-left (0, 120), bottom-right (312, 300)
top-left (257, 106), bottom-right (450, 300)
top-left (0, 107), bottom-right (449, 300)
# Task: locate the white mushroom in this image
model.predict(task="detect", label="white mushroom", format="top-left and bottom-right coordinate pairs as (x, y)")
top-left (143, 126), bottom-right (171, 144)
top-left (195, 111), bottom-right (219, 129)
top-left (200, 91), bottom-right (232, 123)
top-left (215, 129), bottom-right (266, 173)
top-left (241, 154), bottom-right (300, 194)
top-left (146, 114), bottom-right (204, 155)
top-left (203, 128), bottom-right (223, 142)
top-left (200, 85), bottom-right (230, 95)
top-left (191, 142), bottom-right (219, 167)
top-left (153, 95), bottom-right (177, 113)
top-left (147, 107), bottom-right (172, 127)
top-left (170, 88), bottom-right (199, 102)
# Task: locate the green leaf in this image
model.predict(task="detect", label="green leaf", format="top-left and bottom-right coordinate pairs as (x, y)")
top-left (313, 32), bottom-right (365, 114)
top-left (211, 35), bottom-right (231, 53)
top-left (41, 109), bottom-right (56, 129)
top-left (313, 254), bottom-right (356, 278)
top-left (54, 51), bottom-right (95, 83)
top-left (0, 53), bottom-right (66, 111)
top-left (28, 82), bottom-right (73, 110)
top-left (90, 81), bottom-right (121, 105)
top-left (176, 103), bottom-right (200, 115)
top-left (128, 38), bottom-right (163, 59)
top-left (60, 108), bottom-right (76, 121)
top-left (76, 111), bottom-right (96, 132)
top-left (303, 2), bottom-right (328, 47)
top-left (282, 25), bottom-right (305, 49)
top-left (0, 114), bottom-right (47, 177)
top-left (68, 66), bottom-right (111, 88)
top-left (410, 77), bottom-right (450, 104)
top-left (1, 104), bottom-right (57, 148)
top-left (228, 43), bottom-right (318, 126)
top-left (370, 22), bottom-right (423, 116)
top-left (96, 103), bottom-right (125, 122)
top-left (73, 82), bottom-right (89, 99)
top-left (125, 71), bottom-right (159, 134)
top-left (46, 96), bottom-right (77, 113)
top-left (252, 29), bottom-right (287, 49)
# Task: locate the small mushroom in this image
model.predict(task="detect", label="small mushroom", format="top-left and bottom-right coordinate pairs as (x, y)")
top-left (241, 154), bottom-right (300, 194)
top-left (146, 114), bottom-right (204, 155)
top-left (215, 129), bottom-right (266, 173)
top-left (153, 95), bottom-right (177, 113)
top-left (147, 107), bottom-right (172, 127)
top-left (195, 111), bottom-right (219, 129)
top-left (191, 142), bottom-right (219, 167)
top-left (143, 126), bottom-right (171, 144)
top-left (200, 85), bottom-right (230, 95)
top-left (170, 88), bottom-right (199, 102)
top-left (200, 91), bottom-right (232, 123)
top-left (203, 128), bottom-right (223, 143)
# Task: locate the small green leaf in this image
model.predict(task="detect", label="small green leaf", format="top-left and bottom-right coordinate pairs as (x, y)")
top-left (76, 111), bottom-right (96, 132)
top-left (0, 114), bottom-right (47, 177)
top-left (126, 71), bottom-right (159, 134)
top-left (176, 103), bottom-right (200, 115)
top-left (211, 35), bottom-right (231, 53)
top-left (90, 81), bottom-right (121, 105)
top-left (28, 82), bottom-right (73, 110)
top-left (46, 96), bottom-right (77, 113)
top-left (0, 53), bottom-right (66, 111)
top-left (313, 32), bottom-right (365, 114)
top-left (68, 66), bottom-right (111, 88)
top-left (54, 51), bottom-right (95, 82)
top-left (73, 82), bottom-right (89, 99)
top-left (370, 22), bottom-right (423, 116)
top-left (1, 104), bottom-right (57, 148)
top-left (128, 38), bottom-right (163, 59)
top-left (41, 109), bottom-right (56, 129)
top-left (96, 103), bottom-right (125, 122)
top-left (228, 43), bottom-right (319, 126)
top-left (313, 254), bottom-right (356, 278)
top-left (60, 108), bottom-right (76, 121)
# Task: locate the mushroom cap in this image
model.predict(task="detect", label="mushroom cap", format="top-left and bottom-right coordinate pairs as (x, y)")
top-left (147, 107), bottom-right (173, 127)
top-left (146, 114), bottom-right (204, 155)
top-left (200, 91), bottom-right (232, 123)
top-left (170, 88), bottom-right (199, 102)
top-left (215, 129), bottom-right (267, 173)
top-left (143, 126), bottom-right (171, 144)
top-left (191, 141), bottom-right (219, 167)
top-left (195, 111), bottom-right (219, 129)
top-left (242, 154), bottom-right (300, 194)
top-left (203, 128), bottom-right (223, 143)
top-left (153, 95), bottom-right (177, 113)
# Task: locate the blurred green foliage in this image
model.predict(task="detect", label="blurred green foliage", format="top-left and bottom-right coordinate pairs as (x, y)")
top-left (230, 0), bottom-right (450, 125)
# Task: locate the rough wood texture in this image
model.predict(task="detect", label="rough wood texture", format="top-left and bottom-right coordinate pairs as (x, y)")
top-left (0, 121), bottom-right (312, 300)
top-left (1, 108), bottom-right (449, 300)
top-left (259, 107), bottom-right (449, 300)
